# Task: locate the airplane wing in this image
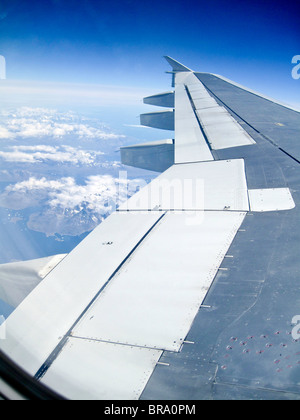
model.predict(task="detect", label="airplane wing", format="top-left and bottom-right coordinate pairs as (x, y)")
top-left (0, 57), bottom-right (300, 400)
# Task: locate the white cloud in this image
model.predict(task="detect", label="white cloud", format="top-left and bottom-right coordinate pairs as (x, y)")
top-left (0, 150), bottom-right (36, 163)
top-left (0, 107), bottom-right (125, 141)
top-left (0, 144), bottom-right (104, 165)
top-left (5, 177), bottom-right (67, 194)
top-left (16, 145), bottom-right (57, 152)
top-left (0, 126), bottom-right (14, 139)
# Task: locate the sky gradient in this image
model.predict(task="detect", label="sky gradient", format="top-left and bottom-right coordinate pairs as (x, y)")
top-left (0, 0), bottom-right (299, 107)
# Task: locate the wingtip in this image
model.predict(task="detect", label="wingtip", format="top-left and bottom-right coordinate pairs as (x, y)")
top-left (164, 56), bottom-right (193, 72)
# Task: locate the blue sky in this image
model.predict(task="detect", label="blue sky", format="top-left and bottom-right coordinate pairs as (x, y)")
top-left (0, 0), bottom-right (299, 107)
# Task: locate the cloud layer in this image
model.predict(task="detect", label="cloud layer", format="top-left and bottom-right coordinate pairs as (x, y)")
top-left (0, 144), bottom-right (103, 164)
top-left (0, 107), bottom-right (125, 141)
top-left (0, 106), bottom-right (154, 240)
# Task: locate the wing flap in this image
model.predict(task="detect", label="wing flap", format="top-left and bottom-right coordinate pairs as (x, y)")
top-left (248, 188), bottom-right (295, 212)
top-left (119, 159), bottom-right (249, 212)
top-left (71, 211), bottom-right (246, 352)
top-left (41, 211), bottom-right (245, 400)
top-left (174, 83), bottom-right (213, 163)
top-left (180, 73), bottom-right (256, 150)
top-left (0, 212), bottom-right (163, 376)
